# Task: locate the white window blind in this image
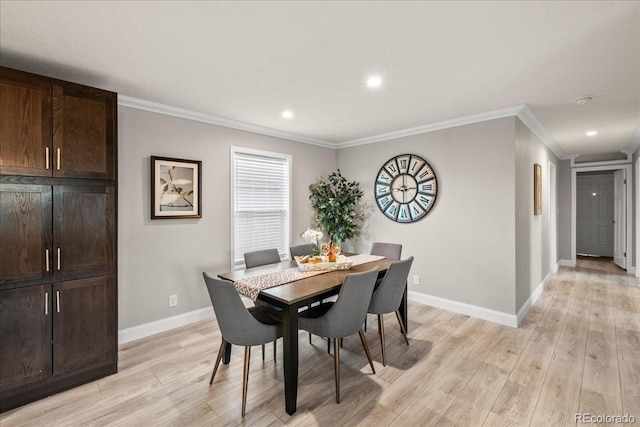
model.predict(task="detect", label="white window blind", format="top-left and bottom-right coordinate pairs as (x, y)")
top-left (231, 147), bottom-right (291, 269)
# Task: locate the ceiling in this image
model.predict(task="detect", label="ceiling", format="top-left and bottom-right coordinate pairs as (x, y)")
top-left (1, 1), bottom-right (639, 158)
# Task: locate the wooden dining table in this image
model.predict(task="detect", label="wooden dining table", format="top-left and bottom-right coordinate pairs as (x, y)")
top-left (217, 255), bottom-right (406, 415)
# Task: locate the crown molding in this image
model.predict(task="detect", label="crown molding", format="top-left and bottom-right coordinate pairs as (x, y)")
top-left (515, 105), bottom-right (568, 160)
top-left (338, 106), bottom-right (523, 149)
top-left (117, 95), bottom-right (337, 149)
top-left (118, 95), bottom-right (567, 159)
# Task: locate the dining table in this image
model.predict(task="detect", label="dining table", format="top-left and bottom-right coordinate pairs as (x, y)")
top-left (217, 254), bottom-right (406, 415)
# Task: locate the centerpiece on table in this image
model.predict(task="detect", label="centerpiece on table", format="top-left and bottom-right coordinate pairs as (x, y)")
top-left (300, 228), bottom-right (323, 256)
top-left (308, 169), bottom-right (365, 262)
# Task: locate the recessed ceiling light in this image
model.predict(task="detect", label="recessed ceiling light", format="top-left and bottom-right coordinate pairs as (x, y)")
top-left (586, 130), bottom-right (597, 137)
top-left (575, 96), bottom-right (593, 105)
top-left (282, 110), bottom-right (293, 119)
top-left (367, 75), bottom-right (382, 88)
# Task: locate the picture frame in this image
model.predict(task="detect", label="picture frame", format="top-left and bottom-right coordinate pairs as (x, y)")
top-left (151, 156), bottom-right (202, 219)
top-left (534, 163), bottom-right (542, 215)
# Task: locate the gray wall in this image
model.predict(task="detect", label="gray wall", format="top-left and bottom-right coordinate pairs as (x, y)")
top-left (337, 118), bottom-right (518, 315)
top-left (118, 106), bottom-right (337, 329)
top-left (557, 159), bottom-right (573, 261)
top-left (514, 120), bottom-right (560, 312)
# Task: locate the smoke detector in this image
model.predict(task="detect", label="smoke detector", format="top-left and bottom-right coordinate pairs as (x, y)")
top-left (575, 96), bottom-right (593, 105)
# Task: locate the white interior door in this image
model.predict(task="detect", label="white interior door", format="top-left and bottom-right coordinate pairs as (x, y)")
top-left (613, 169), bottom-right (626, 269)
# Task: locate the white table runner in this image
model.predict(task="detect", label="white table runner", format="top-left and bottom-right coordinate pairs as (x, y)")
top-left (235, 254), bottom-right (385, 301)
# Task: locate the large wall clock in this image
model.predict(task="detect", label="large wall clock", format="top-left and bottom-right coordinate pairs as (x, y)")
top-left (375, 154), bottom-right (438, 223)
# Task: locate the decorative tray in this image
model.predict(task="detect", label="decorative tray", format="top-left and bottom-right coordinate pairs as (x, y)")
top-left (295, 255), bottom-right (353, 271)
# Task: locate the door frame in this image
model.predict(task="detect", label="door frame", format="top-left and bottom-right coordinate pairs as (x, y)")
top-left (636, 156), bottom-right (640, 277)
top-left (571, 163), bottom-right (632, 269)
top-left (548, 161), bottom-right (558, 272)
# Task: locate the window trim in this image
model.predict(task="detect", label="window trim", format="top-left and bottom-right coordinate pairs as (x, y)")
top-left (230, 146), bottom-right (292, 270)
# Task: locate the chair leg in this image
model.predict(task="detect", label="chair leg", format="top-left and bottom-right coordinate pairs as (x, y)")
top-left (210, 339), bottom-right (227, 385)
top-left (378, 314), bottom-right (386, 367)
top-left (358, 329), bottom-right (376, 374)
top-left (261, 344), bottom-right (265, 362)
top-left (327, 337), bottom-right (332, 354)
top-left (273, 339), bottom-right (277, 361)
top-left (395, 310), bottom-right (410, 346)
top-left (364, 314), bottom-right (367, 332)
top-left (334, 338), bottom-right (341, 404)
top-left (242, 346), bottom-right (251, 417)
top-left (309, 332), bottom-right (312, 344)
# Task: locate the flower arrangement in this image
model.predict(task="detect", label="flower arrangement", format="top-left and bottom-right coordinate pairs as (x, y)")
top-left (300, 228), bottom-right (323, 255)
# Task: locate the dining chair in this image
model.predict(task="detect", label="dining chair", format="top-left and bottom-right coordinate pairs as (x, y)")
top-left (365, 242), bottom-right (403, 331)
top-left (244, 248), bottom-right (281, 268)
top-left (367, 256), bottom-right (414, 366)
top-left (298, 268), bottom-right (379, 404)
top-left (243, 248), bottom-right (283, 360)
top-left (370, 242), bottom-right (402, 260)
top-left (202, 273), bottom-right (283, 417)
top-left (289, 242), bottom-right (322, 344)
top-left (289, 243), bottom-right (315, 258)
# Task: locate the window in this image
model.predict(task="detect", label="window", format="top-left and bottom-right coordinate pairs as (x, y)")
top-left (231, 147), bottom-right (291, 269)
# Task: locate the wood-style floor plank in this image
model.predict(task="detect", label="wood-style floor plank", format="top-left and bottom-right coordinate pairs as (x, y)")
top-left (1, 257), bottom-right (638, 426)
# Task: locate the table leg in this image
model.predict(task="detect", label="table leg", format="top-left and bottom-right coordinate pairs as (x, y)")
top-left (399, 281), bottom-right (408, 333)
top-left (283, 306), bottom-right (299, 415)
top-left (222, 342), bottom-right (232, 364)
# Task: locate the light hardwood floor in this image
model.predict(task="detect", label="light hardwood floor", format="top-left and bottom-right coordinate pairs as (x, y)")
top-left (2, 258), bottom-right (639, 426)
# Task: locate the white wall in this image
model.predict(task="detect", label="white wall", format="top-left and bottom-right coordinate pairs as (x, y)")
top-left (118, 106), bottom-right (337, 329)
top-left (514, 119), bottom-right (559, 313)
top-left (337, 118), bottom-right (518, 316)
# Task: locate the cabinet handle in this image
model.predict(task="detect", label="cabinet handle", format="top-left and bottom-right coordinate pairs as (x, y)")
top-left (45, 292), bottom-right (49, 315)
top-left (45, 147), bottom-right (50, 170)
top-left (56, 290), bottom-right (60, 313)
top-left (45, 249), bottom-right (50, 272)
top-left (56, 148), bottom-right (61, 170)
top-left (57, 248), bottom-right (61, 271)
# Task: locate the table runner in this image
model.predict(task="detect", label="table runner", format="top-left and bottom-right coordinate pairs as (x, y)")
top-left (235, 254), bottom-right (385, 301)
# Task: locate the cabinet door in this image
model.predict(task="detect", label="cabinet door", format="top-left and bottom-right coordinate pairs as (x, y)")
top-left (0, 184), bottom-right (52, 287)
top-left (0, 68), bottom-right (52, 176)
top-left (52, 85), bottom-right (115, 179)
top-left (53, 276), bottom-right (115, 374)
top-left (53, 185), bottom-right (114, 281)
top-left (0, 285), bottom-right (52, 390)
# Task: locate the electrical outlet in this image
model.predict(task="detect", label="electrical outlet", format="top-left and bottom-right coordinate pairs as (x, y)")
top-left (413, 275), bottom-right (420, 285)
top-left (169, 294), bottom-right (178, 307)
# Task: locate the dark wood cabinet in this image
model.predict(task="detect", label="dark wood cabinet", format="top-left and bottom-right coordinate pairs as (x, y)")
top-left (0, 67), bottom-right (116, 179)
top-left (0, 285), bottom-right (52, 390)
top-left (0, 67), bottom-right (117, 412)
top-left (53, 276), bottom-right (116, 375)
top-left (0, 70), bottom-right (52, 177)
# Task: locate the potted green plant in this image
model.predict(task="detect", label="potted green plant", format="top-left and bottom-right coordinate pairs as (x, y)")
top-left (309, 169), bottom-right (365, 261)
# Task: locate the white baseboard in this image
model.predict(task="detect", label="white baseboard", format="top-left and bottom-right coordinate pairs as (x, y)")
top-left (516, 272), bottom-right (551, 327)
top-left (627, 265), bottom-right (636, 275)
top-left (118, 307), bottom-right (214, 345)
top-left (407, 291), bottom-right (518, 328)
top-left (559, 259), bottom-right (575, 267)
top-left (551, 261), bottom-right (560, 273)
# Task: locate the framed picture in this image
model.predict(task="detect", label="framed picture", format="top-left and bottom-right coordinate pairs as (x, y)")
top-left (151, 156), bottom-right (202, 219)
top-left (534, 163), bottom-right (542, 215)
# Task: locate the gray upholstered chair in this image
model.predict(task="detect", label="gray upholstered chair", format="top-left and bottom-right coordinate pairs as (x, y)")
top-left (367, 256), bottom-right (414, 366)
top-left (298, 268), bottom-right (378, 403)
top-left (244, 248), bottom-right (281, 268)
top-left (365, 242), bottom-right (403, 331)
top-left (243, 248), bottom-right (282, 360)
top-left (289, 243), bottom-right (315, 258)
top-left (370, 242), bottom-right (402, 260)
top-left (203, 273), bottom-right (283, 417)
